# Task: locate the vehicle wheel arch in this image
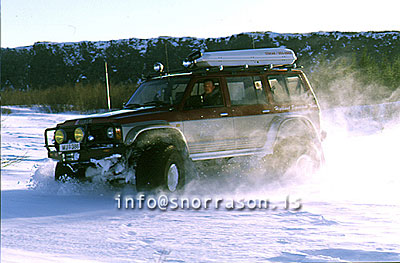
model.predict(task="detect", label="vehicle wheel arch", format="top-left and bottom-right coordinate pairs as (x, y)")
top-left (276, 116), bottom-right (319, 143)
top-left (263, 116), bottom-right (324, 176)
top-left (126, 127), bottom-right (191, 192)
top-left (264, 116), bottom-right (321, 152)
top-left (126, 126), bottom-right (189, 155)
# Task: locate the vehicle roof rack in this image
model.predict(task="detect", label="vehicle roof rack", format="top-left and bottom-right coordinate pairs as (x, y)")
top-left (146, 48), bottom-right (299, 80)
top-left (183, 48), bottom-right (297, 69)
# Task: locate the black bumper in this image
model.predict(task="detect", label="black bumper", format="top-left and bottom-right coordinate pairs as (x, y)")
top-left (45, 127), bottom-right (126, 164)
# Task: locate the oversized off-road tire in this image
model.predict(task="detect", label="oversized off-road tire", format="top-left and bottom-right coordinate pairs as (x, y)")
top-left (268, 136), bottom-right (323, 177)
top-left (55, 162), bottom-right (86, 182)
top-left (135, 144), bottom-right (187, 192)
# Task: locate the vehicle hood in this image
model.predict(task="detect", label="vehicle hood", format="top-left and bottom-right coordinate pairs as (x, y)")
top-left (59, 107), bottom-right (170, 126)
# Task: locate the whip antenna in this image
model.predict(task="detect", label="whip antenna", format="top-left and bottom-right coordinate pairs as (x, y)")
top-left (104, 61), bottom-right (111, 111)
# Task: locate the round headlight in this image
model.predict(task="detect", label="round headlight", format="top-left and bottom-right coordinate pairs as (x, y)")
top-left (55, 129), bottom-right (66, 144)
top-left (74, 127), bottom-right (85, 142)
top-left (106, 127), bottom-right (114, 139)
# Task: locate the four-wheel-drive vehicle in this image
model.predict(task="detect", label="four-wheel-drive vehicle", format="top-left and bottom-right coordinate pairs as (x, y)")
top-left (44, 48), bottom-right (325, 192)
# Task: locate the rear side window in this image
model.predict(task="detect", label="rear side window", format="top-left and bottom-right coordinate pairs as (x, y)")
top-left (267, 75), bottom-right (289, 103)
top-left (226, 76), bottom-right (268, 106)
top-left (267, 75), bottom-right (312, 104)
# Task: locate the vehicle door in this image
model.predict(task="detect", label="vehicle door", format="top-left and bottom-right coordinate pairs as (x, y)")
top-left (226, 75), bottom-right (273, 150)
top-left (180, 77), bottom-right (235, 159)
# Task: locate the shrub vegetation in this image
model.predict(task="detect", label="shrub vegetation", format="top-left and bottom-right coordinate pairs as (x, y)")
top-left (1, 31), bottom-right (399, 111)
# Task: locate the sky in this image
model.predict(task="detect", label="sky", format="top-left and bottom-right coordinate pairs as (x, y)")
top-left (2, 0), bottom-right (400, 48)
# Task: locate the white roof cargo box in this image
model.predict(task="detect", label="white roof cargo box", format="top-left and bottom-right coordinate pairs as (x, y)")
top-left (188, 48), bottom-right (297, 68)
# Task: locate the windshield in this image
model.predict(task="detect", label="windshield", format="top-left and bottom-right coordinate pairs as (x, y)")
top-left (125, 77), bottom-right (190, 109)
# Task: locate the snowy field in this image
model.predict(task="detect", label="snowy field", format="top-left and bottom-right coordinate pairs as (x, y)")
top-left (1, 104), bottom-right (400, 262)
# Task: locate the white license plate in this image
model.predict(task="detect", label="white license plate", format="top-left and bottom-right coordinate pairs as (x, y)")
top-left (59, 143), bottom-right (80, 152)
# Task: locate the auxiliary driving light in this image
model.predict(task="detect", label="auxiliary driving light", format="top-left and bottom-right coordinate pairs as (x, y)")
top-left (74, 127), bottom-right (85, 142)
top-left (55, 129), bottom-right (66, 144)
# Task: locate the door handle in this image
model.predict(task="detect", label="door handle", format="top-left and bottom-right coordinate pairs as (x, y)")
top-left (262, 109), bottom-right (271, 114)
top-left (220, 112), bottom-right (229, 117)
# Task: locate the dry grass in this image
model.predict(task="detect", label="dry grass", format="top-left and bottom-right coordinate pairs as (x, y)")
top-left (1, 83), bottom-right (137, 112)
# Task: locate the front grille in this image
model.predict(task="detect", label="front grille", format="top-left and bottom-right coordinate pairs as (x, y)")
top-left (57, 124), bottom-right (119, 146)
top-left (87, 126), bottom-right (110, 142)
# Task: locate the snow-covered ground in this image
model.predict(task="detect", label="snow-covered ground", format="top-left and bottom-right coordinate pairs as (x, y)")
top-left (1, 104), bottom-right (400, 262)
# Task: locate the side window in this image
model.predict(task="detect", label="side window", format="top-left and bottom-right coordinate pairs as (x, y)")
top-left (268, 75), bottom-right (312, 104)
top-left (184, 79), bottom-right (223, 109)
top-left (227, 76), bottom-right (268, 106)
top-left (171, 82), bottom-right (188, 105)
top-left (268, 75), bottom-right (290, 103)
top-left (286, 75), bottom-right (313, 103)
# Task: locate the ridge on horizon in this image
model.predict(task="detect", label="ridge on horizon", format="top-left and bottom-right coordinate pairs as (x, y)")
top-left (4, 30), bottom-right (400, 49)
top-left (2, 29), bottom-right (399, 96)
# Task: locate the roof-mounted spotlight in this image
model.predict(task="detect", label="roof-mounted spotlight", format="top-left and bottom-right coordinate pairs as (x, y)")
top-left (153, 62), bottom-right (164, 73)
top-left (182, 50), bottom-right (203, 69)
top-left (186, 50), bottom-right (202, 61)
top-left (182, 61), bottom-right (192, 68)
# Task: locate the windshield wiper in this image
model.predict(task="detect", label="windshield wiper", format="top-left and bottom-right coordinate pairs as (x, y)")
top-left (124, 101), bottom-right (171, 109)
top-left (142, 101), bottom-right (171, 107)
top-left (124, 103), bottom-right (142, 109)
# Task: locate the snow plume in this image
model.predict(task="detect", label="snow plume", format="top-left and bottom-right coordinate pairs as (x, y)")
top-left (319, 119), bottom-right (400, 204)
top-left (85, 154), bottom-right (135, 184)
top-left (178, 97), bottom-right (400, 207)
top-left (312, 62), bottom-right (400, 204)
top-left (309, 57), bottom-right (399, 109)
top-left (179, 66), bottom-right (400, 206)
top-left (27, 161), bottom-right (59, 191)
top-left (27, 160), bottom-right (120, 195)
top-left (179, 156), bottom-right (309, 206)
